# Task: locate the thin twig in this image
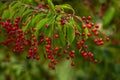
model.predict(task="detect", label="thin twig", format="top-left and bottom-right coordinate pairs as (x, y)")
top-left (24, 4), bottom-right (48, 13)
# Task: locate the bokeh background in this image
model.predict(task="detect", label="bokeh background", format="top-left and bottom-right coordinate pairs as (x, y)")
top-left (0, 0), bottom-right (120, 80)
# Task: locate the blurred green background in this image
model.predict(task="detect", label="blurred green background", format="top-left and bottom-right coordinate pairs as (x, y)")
top-left (0, 0), bottom-right (120, 80)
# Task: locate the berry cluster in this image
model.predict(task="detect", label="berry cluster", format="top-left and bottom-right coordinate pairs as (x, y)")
top-left (74, 16), bottom-right (110, 63)
top-left (0, 17), bottom-right (40, 60)
top-left (0, 7), bottom-right (110, 70)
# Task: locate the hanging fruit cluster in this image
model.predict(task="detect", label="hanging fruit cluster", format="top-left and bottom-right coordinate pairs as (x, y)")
top-left (0, 0), bottom-right (109, 70)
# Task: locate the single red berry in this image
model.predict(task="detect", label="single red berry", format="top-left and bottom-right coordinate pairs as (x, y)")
top-left (90, 23), bottom-right (94, 26)
top-left (93, 59), bottom-right (98, 63)
top-left (87, 24), bottom-right (92, 28)
top-left (82, 25), bottom-right (86, 29)
top-left (88, 16), bottom-right (91, 20)
top-left (31, 34), bottom-right (35, 38)
top-left (46, 44), bottom-right (51, 49)
top-left (60, 20), bottom-right (65, 25)
top-left (46, 37), bottom-right (50, 42)
top-left (64, 50), bottom-right (68, 54)
top-left (35, 55), bottom-right (40, 60)
top-left (38, 4), bottom-right (43, 8)
top-left (17, 29), bottom-right (22, 33)
top-left (92, 28), bottom-right (97, 32)
top-left (75, 30), bottom-right (79, 35)
top-left (87, 33), bottom-right (91, 37)
top-left (71, 50), bottom-right (75, 54)
top-left (54, 47), bottom-right (59, 51)
top-left (33, 47), bottom-right (37, 51)
top-left (100, 41), bottom-right (104, 45)
top-left (46, 4), bottom-right (50, 9)
top-left (26, 55), bottom-right (32, 59)
top-left (95, 24), bottom-right (99, 28)
top-left (57, 9), bottom-right (61, 13)
top-left (55, 33), bottom-right (59, 38)
top-left (84, 45), bottom-right (88, 49)
top-left (32, 28), bottom-right (36, 32)
top-left (45, 24), bottom-right (49, 28)
top-left (95, 31), bottom-right (99, 36)
top-left (82, 16), bottom-right (86, 20)
top-left (94, 38), bottom-right (98, 43)
top-left (70, 54), bottom-right (75, 58)
top-left (106, 37), bottom-right (110, 41)
top-left (86, 20), bottom-right (89, 24)
top-left (71, 62), bottom-right (75, 67)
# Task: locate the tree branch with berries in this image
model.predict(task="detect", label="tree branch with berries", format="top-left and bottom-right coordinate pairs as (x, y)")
top-left (0, 0), bottom-right (110, 70)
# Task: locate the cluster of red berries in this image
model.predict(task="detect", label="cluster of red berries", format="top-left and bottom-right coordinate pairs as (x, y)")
top-left (0, 14), bottom-right (110, 70)
top-left (38, 3), bottom-right (50, 10)
top-left (74, 16), bottom-right (110, 63)
top-left (0, 17), bottom-right (40, 60)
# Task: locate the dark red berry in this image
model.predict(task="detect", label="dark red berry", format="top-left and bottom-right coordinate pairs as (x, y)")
top-left (55, 33), bottom-right (59, 38)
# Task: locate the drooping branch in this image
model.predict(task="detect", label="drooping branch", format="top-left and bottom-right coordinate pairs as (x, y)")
top-left (24, 4), bottom-right (48, 13)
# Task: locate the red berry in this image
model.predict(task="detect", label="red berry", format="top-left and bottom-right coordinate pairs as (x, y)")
top-left (71, 50), bottom-right (75, 54)
top-left (94, 38), bottom-right (98, 43)
top-left (26, 55), bottom-right (32, 59)
top-left (60, 20), bottom-right (65, 25)
top-left (86, 20), bottom-right (89, 24)
top-left (71, 62), bottom-right (75, 67)
top-left (55, 33), bottom-right (59, 38)
top-left (46, 37), bottom-right (50, 42)
top-left (32, 28), bottom-right (36, 32)
top-left (95, 24), bottom-right (99, 28)
top-left (54, 47), bottom-right (59, 51)
top-left (82, 25), bottom-right (86, 29)
top-left (88, 16), bottom-right (91, 20)
top-left (45, 23), bottom-right (49, 28)
top-left (38, 4), bottom-right (43, 8)
top-left (33, 47), bottom-right (37, 51)
top-left (87, 24), bottom-right (92, 28)
top-left (35, 55), bottom-right (40, 60)
top-left (64, 50), bottom-right (68, 54)
top-left (46, 4), bottom-right (50, 9)
top-left (95, 31), bottom-right (99, 36)
top-left (106, 37), bottom-right (110, 41)
top-left (82, 16), bottom-right (86, 20)
top-left (46, 44), bottom-right (51, 49)
top-left (93, 59), bottom-right (98, 63)
top-left (87, 33), bottom-right (91, 37)
top-left (92, 28), bottom-right (97, 32)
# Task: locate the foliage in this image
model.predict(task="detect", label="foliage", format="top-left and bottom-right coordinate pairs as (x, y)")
top-left (0, 0), bottom-right (120, 80)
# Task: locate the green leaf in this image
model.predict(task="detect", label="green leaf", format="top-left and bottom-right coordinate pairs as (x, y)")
top-left (22, 9), bottom-right (34, 19)
top-left (55, 4), bottom-right (75, 14)
top-left (84, 28), bottom-right (89, 39)
top-left (15, 6), bottom-right (26, 16)
top-left (44, 17), bottom-right (54, 37)
top-left (22, 21), bottom-right (31, 32)
top-left (31, 14), bottom-right (43, 27)
top-left (69, 17), bottom-right (82, 33)
top-left (58, 28), bottom-right (66, 46)
top-left (102, 7), bottom-right (115, 25)
top-left (0, 2), bottom-right (8, 13)
top-left (9, 1), bottom-right (18, 7)
top-left (67, 23), bottom-right (75, 45)
top-left (2, 9), bottom-right (10, 19)
top-left (35, 18), bottom-right (49, 36)
top-left (9, 1), bottom-right (23, 19)
top-left (47, 0), bottom-right (56, 14)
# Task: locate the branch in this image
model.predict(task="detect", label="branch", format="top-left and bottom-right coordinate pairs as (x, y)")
top-left (24, 4), bottom-right (48, 13)
top-left (73, 15), bottom-right (83, 23)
